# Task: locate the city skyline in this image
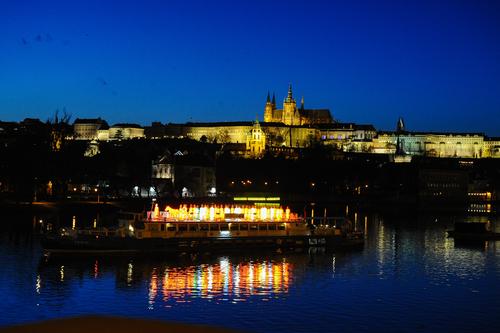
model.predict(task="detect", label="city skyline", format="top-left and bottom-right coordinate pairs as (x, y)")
top-left (1, 0), bottom-right (500, 135)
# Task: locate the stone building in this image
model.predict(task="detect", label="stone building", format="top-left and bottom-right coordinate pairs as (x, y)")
top-left (317, 123), bottom-right (377, 152)
top-left (165, 121), bottom-right (318, 150)
top-left (73, 118), bottom-right (109, 140)
top-left (373, 131), bottom-right (486, 158)
top-left (151, 151), bottom-right (216, 197)
top-left (264, 85), bottom-right (333, 125)
top-left (108, 124), bottom-right (145, 140)
top-left (246, 120), bottom-right (266, 157)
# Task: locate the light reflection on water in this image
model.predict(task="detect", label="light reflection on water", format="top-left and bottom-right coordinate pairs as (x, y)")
top-left (1, 212), bottom-right (500, 333)
top-left (145, 258), bottom-right (291, 308)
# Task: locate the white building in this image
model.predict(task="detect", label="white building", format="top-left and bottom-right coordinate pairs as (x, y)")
top-left (73, 118), bottom-right (109, 140)
top-left (108, 124), bottom-right (145, 140)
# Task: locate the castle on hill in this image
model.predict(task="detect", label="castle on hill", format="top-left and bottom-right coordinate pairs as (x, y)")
top-left (264, 85), bottom-right (333, 125)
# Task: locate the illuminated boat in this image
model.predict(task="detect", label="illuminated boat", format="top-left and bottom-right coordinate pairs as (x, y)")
top-left (41, 204), bottom-right (364, 254)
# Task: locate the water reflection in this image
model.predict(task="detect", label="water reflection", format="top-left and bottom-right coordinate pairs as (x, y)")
top-left (2, 209), bottom-right (500, 333)
top-left (149, 258), bottom-right (291, 306)
top-left (36, 254), bottom-right (316, 307)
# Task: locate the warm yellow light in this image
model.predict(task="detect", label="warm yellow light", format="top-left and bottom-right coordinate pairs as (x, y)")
top-left (200, 206), bottom-right (207, 220)
top-left (260, 207), bottom-right (267, 220)
top-left (149, 203), bottom-right (298, 222)
top-left (154, 204), bottom-right (160, 219)
top-left (209, 206), bottom-right (215, 221)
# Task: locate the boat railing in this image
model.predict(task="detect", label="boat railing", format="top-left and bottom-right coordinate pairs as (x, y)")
top-left (59, 227), bottom-right (119, 238)
top-left (305, 217), bottom-right (352, 227)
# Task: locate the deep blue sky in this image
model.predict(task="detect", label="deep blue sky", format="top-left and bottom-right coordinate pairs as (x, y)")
top-left (1, 0), bottom-right (499, 134)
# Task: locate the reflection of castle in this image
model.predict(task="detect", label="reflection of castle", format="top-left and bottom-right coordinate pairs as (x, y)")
top-left (264, 85), bottom-right (333, 125)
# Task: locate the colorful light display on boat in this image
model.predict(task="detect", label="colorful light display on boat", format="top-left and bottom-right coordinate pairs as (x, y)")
top-left (149, 204), bottom-right (297, 222)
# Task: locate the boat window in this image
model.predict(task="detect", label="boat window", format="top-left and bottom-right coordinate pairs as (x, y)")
top-left (220, 224), bottom-right (229, 231)
top-left (268, 224), bottom-right (277, 230)
top-left (259, 224), bottom-right (268, 231)
top-left (188, 224), bottom-right (198, 231)
top-left (178, 225), bottom-right (187, 231)
top-left (167, 226), bottom-right (176, 231)
top-left (160, 224), bottom-right (165, 231)
top-left (278, 224), bottom-right (286, 230)
top-left (150, 224), bottom-right (159, 231)
top-left (200, 224), bottom-right (209, 231)
top-left (230, 224), bottom-right (239, 231)
top-left (240, 224), bottom-right (249, 231)
top-left (210, 224), bottom-right (219, 231)
top-left (250, 224), bottom-right (258, 230)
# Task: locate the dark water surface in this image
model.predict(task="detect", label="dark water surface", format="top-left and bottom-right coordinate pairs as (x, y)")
top-left (1, 212), bottom-right (500, 332)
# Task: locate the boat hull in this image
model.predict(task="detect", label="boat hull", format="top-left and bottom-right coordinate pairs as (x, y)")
top-left (42, 234), bottom-right (364, 255)
top-left (447, 231), bottom-right (500, 241)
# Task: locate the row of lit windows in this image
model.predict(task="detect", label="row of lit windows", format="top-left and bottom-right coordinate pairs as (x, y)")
top-left (426, 183), bottom-right (461, 188)
top-left (149, 223), bottom-right (287, 232)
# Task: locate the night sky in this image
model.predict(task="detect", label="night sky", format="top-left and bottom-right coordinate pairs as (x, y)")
top-left (1, 0), bottom-right (499, 134)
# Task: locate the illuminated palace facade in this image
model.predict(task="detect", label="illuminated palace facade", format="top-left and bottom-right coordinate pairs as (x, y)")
top-left (370, 118), bottom-right (500, 158)
top-left (60, 85), bottom-right (499, 159)
top-left (164, 86), bottom-right (499, 159)
top-left (168, 85), bottom-right (355, 157)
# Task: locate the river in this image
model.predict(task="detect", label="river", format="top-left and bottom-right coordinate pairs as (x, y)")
top-left (1, 209), bottom-right (499, 332)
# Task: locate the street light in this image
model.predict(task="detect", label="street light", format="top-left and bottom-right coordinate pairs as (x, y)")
top-left (94, 188), bottom-right (99, 203)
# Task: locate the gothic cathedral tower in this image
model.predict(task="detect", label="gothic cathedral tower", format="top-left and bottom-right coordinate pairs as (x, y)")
top-left (282, 84), bottom-right (297, 125)
top-left (264, 92), bottom-right (274, 122)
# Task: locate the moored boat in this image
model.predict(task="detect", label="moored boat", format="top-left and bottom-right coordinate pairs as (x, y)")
top-left (447, 222), bottom-right (500, 241)
top-left (41, 203), bottom-right (364, 255)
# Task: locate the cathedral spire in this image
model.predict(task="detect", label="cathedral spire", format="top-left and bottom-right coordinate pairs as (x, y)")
top-left (272, 92), bottom-right (276, 106)
top-left (300, 96), bottom-right (304, 110)
top-left (285, 84), bottom-right (294, 103)
top-left (396, 116), bottom-right (405, 133)
top-left (266, 91), bottom-right (271, 103)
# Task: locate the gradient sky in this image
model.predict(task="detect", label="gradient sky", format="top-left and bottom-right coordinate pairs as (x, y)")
top-left (1, 0), bottom-right (499, 134)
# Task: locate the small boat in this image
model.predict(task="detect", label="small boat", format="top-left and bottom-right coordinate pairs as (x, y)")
top-left (447, 222), bottom-right (500, 241)
top-left (41, 203), bottom-right (364, 255)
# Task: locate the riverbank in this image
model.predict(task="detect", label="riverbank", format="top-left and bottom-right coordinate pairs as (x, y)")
top-left (0, 316), bottom-right (238, 333)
